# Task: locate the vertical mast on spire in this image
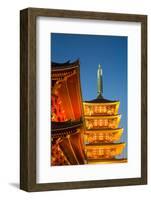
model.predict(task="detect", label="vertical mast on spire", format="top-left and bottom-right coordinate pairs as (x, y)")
top-left (97, 64), bottom-right (103, 98)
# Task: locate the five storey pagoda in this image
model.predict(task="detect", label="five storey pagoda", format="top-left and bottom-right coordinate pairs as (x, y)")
top-left (83, 64), bottom-right (127, 164)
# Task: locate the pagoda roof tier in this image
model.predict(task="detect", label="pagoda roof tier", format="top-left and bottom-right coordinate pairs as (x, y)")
top-left (84, 115), bottom-right (121, 130)
top-left (51, 119), bottom-right (83, 138)
top-left (83, 101), bottom-right (120, 116)
top-left (83, 101), bottom-right (119, 106)
top-left (85, 142), bottom-right (125, 147)
top-left (87, 158), bottom-right (127, 164)
top-left (84, 114), bottom-right (121, 119)
top-left (84, 128), bottom-right (123, 133)
top-left (85, 143), bottom-right (126, 159)
top-left (84, 128), bottom-right (123, 144)
top-left (84, 98), bottom-right (119, 104)
top-left (84, 128), bottom-right (123, 142)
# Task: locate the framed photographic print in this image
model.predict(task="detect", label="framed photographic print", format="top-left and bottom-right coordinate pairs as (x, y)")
top-left (20, 8), bottom-right (147, 191)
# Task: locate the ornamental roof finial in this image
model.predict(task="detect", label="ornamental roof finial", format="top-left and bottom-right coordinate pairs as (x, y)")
top-left (97, 64), bottom-right (103, 99)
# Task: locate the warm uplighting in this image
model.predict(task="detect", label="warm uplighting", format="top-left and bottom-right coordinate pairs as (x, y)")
top-left (83, 95), bottom-right (126, 163)
top-left (51, 141), bottom-right (69, 165)
top-left (51, 60), bottom-right (86, 166)
top-left (84, 129), bottom-right (123, 143)
top-left (51, 94), bottom-right (67, 122)
top-left (85, 116), bottom-right (121, 130)
top-left (85, 143), bottom-right (125, 160)
top-left (83, 103), bottom-right (119, 116)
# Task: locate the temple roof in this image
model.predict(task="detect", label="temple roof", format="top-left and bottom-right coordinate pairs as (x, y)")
top-left (52, 59), bottom-right (80, 70)
top-left (52, 118), bottom-right (83, 131)
top-left (51, 119), bottom-right (83, 138)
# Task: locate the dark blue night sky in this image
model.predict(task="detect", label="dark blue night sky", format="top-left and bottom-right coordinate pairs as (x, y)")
top-left (51, 33), bottom-right (127, 159)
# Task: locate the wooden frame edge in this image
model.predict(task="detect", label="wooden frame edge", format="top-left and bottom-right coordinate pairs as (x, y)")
top-left (20, 8), bottom-right (37, 191)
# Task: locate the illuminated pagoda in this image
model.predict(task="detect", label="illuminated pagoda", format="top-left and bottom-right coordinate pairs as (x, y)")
top-left (51, 60), bottom-right (86, 166)
top-left (83, 64), bottom-right (127, 164)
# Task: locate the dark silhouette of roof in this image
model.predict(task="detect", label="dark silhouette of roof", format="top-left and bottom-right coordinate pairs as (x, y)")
top-left (84, 94), bottom-right (118, 103)
top-left (52, 59), bottom-right (80, 70)
top-left (86, 142), bottom-right (124, 146)
top-left (84, 98), bottom-right (118, 103)
top-left (51, 118), bottom-right (83, 131)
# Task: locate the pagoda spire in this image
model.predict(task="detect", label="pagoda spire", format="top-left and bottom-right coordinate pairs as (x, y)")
top-left (97, 64), bottom-right (103, 99)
